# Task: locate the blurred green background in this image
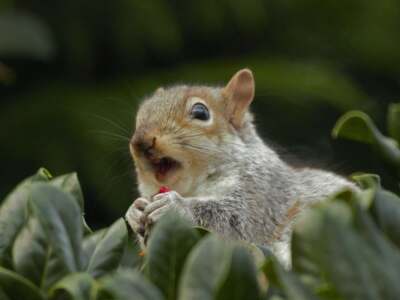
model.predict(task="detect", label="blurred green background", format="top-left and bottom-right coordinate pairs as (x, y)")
top-left (1, 0), bottom-right (400, 228)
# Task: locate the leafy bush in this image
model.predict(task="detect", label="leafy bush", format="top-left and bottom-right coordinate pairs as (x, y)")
top-left (333, 103), bottom-right (400, 176)
top-left (1, 111), bottom-right (400, 299)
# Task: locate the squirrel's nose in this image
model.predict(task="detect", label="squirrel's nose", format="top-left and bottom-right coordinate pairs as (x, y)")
top-left (131, 135), bottom-right (157, 158)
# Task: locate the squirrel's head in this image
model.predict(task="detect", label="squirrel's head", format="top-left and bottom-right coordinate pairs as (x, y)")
top-left (130, 68), bottom-right (255, 197)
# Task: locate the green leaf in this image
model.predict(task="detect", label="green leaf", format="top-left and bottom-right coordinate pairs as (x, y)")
top-left (332, 110), bottom-right (400, 168)
top-left (8, 171), bottom-right (90, 289)
top-left (263, 258), bottom-right (320, 300)
top-left (178, 235), bottom-right (233, 300)
top-left (29, 183), bottom-right (83, 275)
top-left (351, 173), bottom-right (381, 190)
top-left (352, 205), bottom-right (400, 299)
top-left (370, 188), bottom-right (400, 248)
top-left (12, 216), bottom-right (49, 287)
top-left (0, 266), bottom-right (44, 300)
top-left (216, 246), bottom-right (262, 300)
top-left (294, 198), bottom-right (400, 300)
top-left (351, 173), bottom-right (380, 209)
top-left (50, 172), bottom-right (92, 234)
top-left (0, 168), bottom-right (50, 268)
top-left (352, 173), bottom-right (400, 248)
top-left (50, 173), bottom-right (84, 211)
top-left (118, 233), bottom-right (143, 270)
top-left (86, 218), bottom-right (127, 278)
top-left (194, 226), bottom-right (210, 238)
top-left (387, 103), bottom-right (400, 144)
top-left (83, 229), bottom-right (106, 269)
top-left (145, 213), bottom-right (201, 300)
top-left (97, 270), bottom-right (164, 300)
top-left (49, 273), bottom-right (96, 300)
top-left (254, 244), bottom-right (273, 259)
top-left (332, 110), bottom-right (378, 144)
top-left (291, 199), bottom-right (352, 295)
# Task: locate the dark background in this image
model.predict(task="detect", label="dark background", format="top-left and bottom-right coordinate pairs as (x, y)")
top-left (1, 0), bottom-right (399, 228)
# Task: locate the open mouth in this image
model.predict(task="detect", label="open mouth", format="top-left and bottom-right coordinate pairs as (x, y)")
top-left (149, 156), bottom-right (181, 181)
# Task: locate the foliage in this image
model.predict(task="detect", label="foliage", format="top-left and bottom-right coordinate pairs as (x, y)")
top-left (333, 104), bottom-right (400, 176)
top-left (1, 0), bottom-right (400, 296)
top-left (0, 168), bottom-right (143, 300)
top-left (2, 138), bottom-right (400, 299)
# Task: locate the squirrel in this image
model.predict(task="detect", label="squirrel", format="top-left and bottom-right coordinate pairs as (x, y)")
top-left (125, 68), bottom-right (358, 267)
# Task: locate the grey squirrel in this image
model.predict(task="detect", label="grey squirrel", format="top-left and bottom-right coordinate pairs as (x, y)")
top-left (125, 69), bottom-right (358, 266)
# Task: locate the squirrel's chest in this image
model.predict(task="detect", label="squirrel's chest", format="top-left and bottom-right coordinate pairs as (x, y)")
top-left (190, 172), bottom-right (239, 198)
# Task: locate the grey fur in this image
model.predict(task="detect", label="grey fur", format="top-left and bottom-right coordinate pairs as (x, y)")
top-left (125, 84), bottom-right (358, 267)
top-left (178, 120), bottom-right (356, 265)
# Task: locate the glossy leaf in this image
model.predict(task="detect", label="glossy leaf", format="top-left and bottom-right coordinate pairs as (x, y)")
top-left (0, 168), bottom-right (50, 268)
top-left (332, 110), bottom-right (378, 144)
top-left (82, 229), bottom-right (106, 269)
top-left (178, 235), bottom-right (233, 300)
top-left (145, 213), bottom-right (201, 300)
top-left (10, 172), bottom-right (89, 290)
top-left (194, 226), bottom-right (210, 238)
top-left (352, 173), bottom-right (400, 248)
top-left (350, 173), bottom-right (380, 209)
top-left (49, 272), bottom-right (96, 300)
top-left (29, 183), bottom-right (83, 275)
top-left (263, 258), bottom-right (320, 300)
top-left (349, 205), bottom-right (400, 299)
top-left (216, 246), bottom-right (261, 300)
top-left (50, 173), bottom-right (84, 210)
top-left (291, 197), bottom-right (353, 296)
top-left (97, 270), bottom-right (164, 300)
top-left (0, 266), bottom-right (44, 300)
top-left (332, 110), bottom-right (400, 168)
top-left (370, 189), bottom-right (400, 248)
top-left (118, 232), bottom-right (143, 270)
top-left (86, 218), bottom-right (127, 278)
top-left (12, 216), bottom-right (49, 287)
top-left (50, 172), bottom-right (92, 234)
top-left (293, 197), bottom-right (400, 300)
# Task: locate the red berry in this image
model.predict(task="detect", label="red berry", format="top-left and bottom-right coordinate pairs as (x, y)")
top-left (158, 186), bottom-right (171, 194)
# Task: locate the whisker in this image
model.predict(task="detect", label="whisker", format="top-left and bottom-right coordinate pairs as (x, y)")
top-left (88, 113), bottom-right (131, 135)
top-left (176, 142), bottom-right (226, 157)
top-left (175, 134), bottom-right (204, 140)
top-left (173, 124), bottom-right (186, 135)
top-left (174, 130), bottom-right (205, 139)
top-left (90, 130), bottom-right (131, 142)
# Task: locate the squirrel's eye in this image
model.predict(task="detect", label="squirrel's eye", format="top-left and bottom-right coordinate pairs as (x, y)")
top-left (190, 103), bottom-right (210, 121)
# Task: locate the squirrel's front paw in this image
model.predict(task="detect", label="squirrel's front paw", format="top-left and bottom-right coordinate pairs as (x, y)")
top-left (125, 197), bottom-right (150, 238)
top-left (142, 191), bottom-right (190, 225)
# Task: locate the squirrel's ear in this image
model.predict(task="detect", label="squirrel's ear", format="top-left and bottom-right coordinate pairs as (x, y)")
top-left (222, 68), bottom-right (255, 129)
